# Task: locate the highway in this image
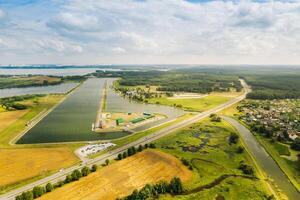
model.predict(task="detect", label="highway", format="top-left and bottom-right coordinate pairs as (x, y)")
top-left (0, 79), bottom-right (249, 200)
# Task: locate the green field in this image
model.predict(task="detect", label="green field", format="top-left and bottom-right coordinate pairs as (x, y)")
top-left (153, 118), bottom-right (273, 199)
top-left (148, 95), bottom-right (232, 112)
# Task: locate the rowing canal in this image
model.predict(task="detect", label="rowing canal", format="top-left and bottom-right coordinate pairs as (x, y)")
top-left (17, 78), bottom-right (185, 144)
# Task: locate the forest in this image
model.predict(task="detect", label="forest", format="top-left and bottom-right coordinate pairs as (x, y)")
top-left (93, 70), bottom-right (242, 93)
top-left (93, 66), bottom-right (300, 100)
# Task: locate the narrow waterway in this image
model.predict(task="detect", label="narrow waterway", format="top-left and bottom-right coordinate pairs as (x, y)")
top-left (223, 116), bottom-right (300, 200)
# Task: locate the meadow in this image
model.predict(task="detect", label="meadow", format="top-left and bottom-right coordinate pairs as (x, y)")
top-left (38, 150), bottom-right (191, 200)
top-left (153, 118), bottom-right (273, 199)
top-left (148, 94), bottom-right (233, 112)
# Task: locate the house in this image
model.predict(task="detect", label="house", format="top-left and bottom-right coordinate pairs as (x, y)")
top-left (287, 130), bottom-right (298, 140)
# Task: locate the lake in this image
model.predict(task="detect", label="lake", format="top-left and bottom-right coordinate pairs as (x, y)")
top-left (0, 68), bottom-right (121, 76)
top-left (17, 78), bottom-right (185, 144)
top-left (0, 83), bottom-right (79, 98)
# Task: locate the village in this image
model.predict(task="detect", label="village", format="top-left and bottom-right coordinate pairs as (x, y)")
top-left (238, 99), bottom-right (300, 141)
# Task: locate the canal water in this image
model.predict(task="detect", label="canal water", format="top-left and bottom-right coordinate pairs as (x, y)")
top-left (223, 116), bottom-right (300, 200)
top-left (17, 78), bottom-right (185, 144)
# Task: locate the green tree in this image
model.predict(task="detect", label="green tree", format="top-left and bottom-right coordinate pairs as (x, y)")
top-left (117, 153), bottom-right (123, 160)
top-left (91, 164), bottom-right (98, 172)
top-left (32, 186), bottom-right (45, 198)
top-left (71, 169), bottom-right (82, 181)
top-left (81, 166), bottom-right (90, 177)
top-left (21, 191), bottom-right (34, 200)
top-left (137, 145), bottom-right (143, 152)
top-left (45, 183), bottom-right (53, 193)
top-left (127, 147), bottom-right (133, 156)
top-left (64, 174), bottom-right (72, 183)
top-left (122, 151), bottom-right (128, 158)
top-left (105, 159), bottom-right (110, 166)
top-left (169, 177), bottom-right (183, 194)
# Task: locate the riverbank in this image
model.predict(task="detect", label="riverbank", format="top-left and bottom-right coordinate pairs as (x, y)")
top-left (223, 116), bottom-right (300, 200)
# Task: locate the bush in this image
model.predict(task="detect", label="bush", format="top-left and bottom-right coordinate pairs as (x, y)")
top-left (91, 164), bottom-right (98, 172)
top-left (291, 139), bottom-right (300, 151)
top-left (81, 166), bottom-right (90, 176)
top-left (71, 169), bottom-right (82, 181)
top-left (32, 186), bottom-right (45, 198)
top-left (45, 183), bottom-right (53, 193)
top-left (105, 159), bottom-right (110, 166)
top-left (229, 133), bottom-right (239, 144)
top-left (117, 153), bottom-right (123, 160)
top-left (238, 163), bottom-right (254, 175)
top-left (236, 146), bottom-right (244, 154)
top-left (138, 145), bottom-right (143, 152)
top-left (149, 143), bottom-right (156, 148)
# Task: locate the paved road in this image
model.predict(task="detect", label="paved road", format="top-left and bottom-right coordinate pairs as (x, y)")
top-left (224, 116), bottom-right (300, 200)
top-left (0, 80), bottom-right (249, 200)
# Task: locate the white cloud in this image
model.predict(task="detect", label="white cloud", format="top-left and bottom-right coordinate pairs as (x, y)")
top-left (1, 0), bottom-right (300, 64)
top-left (0, 9), bottom-right (5, 19)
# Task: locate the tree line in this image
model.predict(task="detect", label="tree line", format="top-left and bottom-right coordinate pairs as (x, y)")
top-left (15, 164), bottom-right (98, 200)
top-left (119, 177), bottom-right (184, 200)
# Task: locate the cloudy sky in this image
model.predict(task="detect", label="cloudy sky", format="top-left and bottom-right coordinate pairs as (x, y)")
top-left (0, 0), bottom-right (300, 65)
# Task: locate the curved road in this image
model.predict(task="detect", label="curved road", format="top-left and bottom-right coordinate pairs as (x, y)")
top-left (0, 80), bottom-right (249, 200)
top-left (223, 116), bottom-right (300, 200)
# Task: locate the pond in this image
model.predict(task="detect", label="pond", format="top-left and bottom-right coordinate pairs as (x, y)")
top-left (0, 83), bottom-right (79, 98)
top-left (17, 78), bottom-right (185, 144)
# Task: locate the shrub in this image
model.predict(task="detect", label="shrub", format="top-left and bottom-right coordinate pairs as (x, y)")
top-left (81, 166), bottom-right (90, 176)
top-left (45, 183), bottom-right (53, 193)
top-left (238, 163), bottom-right (254, 175)
top-left (91, 164), bottom-right (98, 172)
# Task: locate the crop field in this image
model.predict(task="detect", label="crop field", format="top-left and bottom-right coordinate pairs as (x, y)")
top-left (154, 118), bottom-right (273, 199)
top-left (0, 147), bottom-right (78, 191)
top-left (39, 150), bottom-right (192, 200)
top-left (0, 110), bottom-right (28, 133)
top-left (148, 94), bottom-right (232, 112)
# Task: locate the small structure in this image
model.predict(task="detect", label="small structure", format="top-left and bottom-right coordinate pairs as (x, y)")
top-left (77, 143), bottom-right (116, 157)
top-left (116, 118), bottom-right (124, 126)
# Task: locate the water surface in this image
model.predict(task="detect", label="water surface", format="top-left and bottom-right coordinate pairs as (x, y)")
top-left (17, 78), bottom-right (185, 144)
top-left (0, 83), bottom-right (79, 98)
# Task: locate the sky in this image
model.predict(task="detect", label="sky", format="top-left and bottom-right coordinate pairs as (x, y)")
top-left (0, 0), bottom-right (300, 65)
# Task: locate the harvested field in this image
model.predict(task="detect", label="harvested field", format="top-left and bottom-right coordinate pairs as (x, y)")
top-left (0, 110), bottom-right (28, 133)
top-left (39, 150), bottom-right (192, 200)
top-left (0, 148), bottom-right (78, 187)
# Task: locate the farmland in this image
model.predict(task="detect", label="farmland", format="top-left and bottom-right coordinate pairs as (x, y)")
top-left (0, 147), bottom-right (78, 193)
top-left (153, 118), bottom-right (273, 199)
top-left (38, 150), bottom-right (191, 200)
